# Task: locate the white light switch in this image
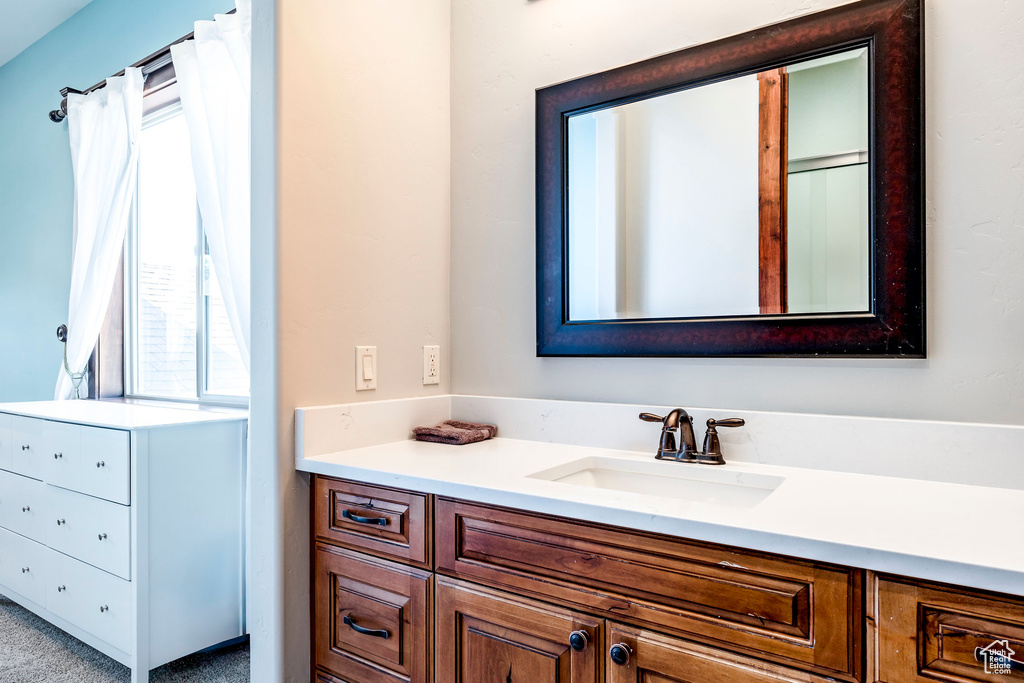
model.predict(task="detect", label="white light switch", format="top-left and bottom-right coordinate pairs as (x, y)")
top-left (356, 346), bottom-right (377, 391)
top-left (423, 345), bottom-right (440, 385)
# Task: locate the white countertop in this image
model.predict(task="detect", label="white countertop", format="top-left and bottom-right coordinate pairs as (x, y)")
top-left (297, 436), bottom-right (1024, 596)
top-left (0, 400), bottom-right (248, 429)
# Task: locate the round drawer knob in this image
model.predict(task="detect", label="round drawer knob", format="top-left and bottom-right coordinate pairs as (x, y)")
top-left (57, 585), bottom-right (65, 592)
top-left (56, 519), bottom-right (65, 526)
top-left (96, 461), bottom-right (105, 468)
top-left (610, 643), bottom-right (633, 666)
top-left (54, 452), bottom-right (62, 459)
top-left (21, 567), bottom-right (29, 573)
top-left (21, 445), bottom-right (29, 451)
top-left (21, 506), bottom-right (30, 513)
top-left (98, 533), bottom-right (107, 541)
top-left (569, 630), bottom-right (589, 652)
top-left (99, 605), bottom-right (109, 613)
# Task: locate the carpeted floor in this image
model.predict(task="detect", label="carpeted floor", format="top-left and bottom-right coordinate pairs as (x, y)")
top-left (0, 595), bottom-right (249, 682)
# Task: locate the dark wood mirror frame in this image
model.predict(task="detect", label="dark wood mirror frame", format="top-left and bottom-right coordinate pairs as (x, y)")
top-left (536, 0), bottom-right (923, 358)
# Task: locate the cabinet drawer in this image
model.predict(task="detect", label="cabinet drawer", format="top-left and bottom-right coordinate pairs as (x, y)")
top-left (46, 485), bottom-right (130, 580)
top-left (436, 577), bottom-right (601, 683)
top-left (607, 623), bottom-right (842, 683)
top-left (0, 413), bottom-right (11, 472)
top-left (0, 469), bottom-right (48, 542)
top-left (314, 476), bottom-right (431, 568)
top-left (875, 576), bottom-right (1024, 681)
top-left (437, 498), bottom-right (861, 680)
top-left (9, 415), bottom-right (49, 480)
top-left (48, 425), bottom-right (130, 505)
top-left (314, 543), bottom-right (431, 683)
top-left (47, 547), bottom-right (131, 654)
top-left (0, 526), bottom-right (48, 605)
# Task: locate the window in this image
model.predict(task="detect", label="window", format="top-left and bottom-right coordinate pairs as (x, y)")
top-left (125, 102), bottom-right (248, 403)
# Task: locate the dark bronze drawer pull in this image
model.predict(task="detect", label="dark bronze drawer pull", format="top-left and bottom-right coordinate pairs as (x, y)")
top-left (344, 615), bottom-right (390, 639)
top-left (342, 509), bottom-right (388, 527)
top-left (976, 646), bottom-right (1024, 673)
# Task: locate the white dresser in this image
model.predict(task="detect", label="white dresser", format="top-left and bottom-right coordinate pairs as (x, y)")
top-left (0, 400), bottom-right (247, 683)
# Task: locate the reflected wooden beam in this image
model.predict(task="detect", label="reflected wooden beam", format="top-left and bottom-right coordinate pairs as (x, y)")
top-left (758, 67), bottom-right (788, 315)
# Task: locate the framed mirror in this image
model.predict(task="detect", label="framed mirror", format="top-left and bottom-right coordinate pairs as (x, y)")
top-left (536, 0), bottom-right (923, 357)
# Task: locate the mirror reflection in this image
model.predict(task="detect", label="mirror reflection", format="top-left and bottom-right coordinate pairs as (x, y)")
top-left (567, 47), bottom-right (869, 321)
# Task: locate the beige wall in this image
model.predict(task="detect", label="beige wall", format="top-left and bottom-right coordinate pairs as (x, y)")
top-left (450, 0), bottom-right (1024, 425)
top-left (265, 1), bottom-right (450, 680)
top-left (280, 0), bottom-right (451, 408)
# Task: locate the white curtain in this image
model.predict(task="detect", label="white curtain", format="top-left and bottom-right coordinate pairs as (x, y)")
top-left (55, 68), bottom-right (144, 400)
top-left (171, 0), bottom-right (251, 374)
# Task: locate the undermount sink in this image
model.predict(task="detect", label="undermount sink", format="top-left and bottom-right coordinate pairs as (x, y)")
top-left (527, 456), bottom-right (784, 508)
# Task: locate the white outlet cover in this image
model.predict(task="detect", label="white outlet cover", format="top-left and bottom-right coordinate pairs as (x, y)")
top-left (423, 345), bottom-right (440, 385)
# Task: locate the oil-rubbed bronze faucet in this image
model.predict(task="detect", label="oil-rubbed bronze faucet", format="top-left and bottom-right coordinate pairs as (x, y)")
top-left (639, 411), bottom-right (745, 465)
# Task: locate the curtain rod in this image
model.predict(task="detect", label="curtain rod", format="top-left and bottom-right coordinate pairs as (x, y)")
top-left (48, 7), bottom-right (235, 123)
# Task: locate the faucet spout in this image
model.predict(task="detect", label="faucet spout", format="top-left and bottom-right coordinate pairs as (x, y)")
top-left (639, 409), bottom-right (698, 461)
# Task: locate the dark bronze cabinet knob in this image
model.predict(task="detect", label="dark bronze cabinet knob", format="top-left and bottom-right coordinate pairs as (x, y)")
top-left (568, 630), bottom-right (589, 652)
top-left (609, 643), bottom-right (632, 666)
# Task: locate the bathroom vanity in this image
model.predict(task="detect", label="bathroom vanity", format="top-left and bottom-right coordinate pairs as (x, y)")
top-left (297, 397), bottom-right (1024, 683)
top-left (0, 400), bottom-right (247, 683)
top-left (308, 471), bottom-right (1024, 683)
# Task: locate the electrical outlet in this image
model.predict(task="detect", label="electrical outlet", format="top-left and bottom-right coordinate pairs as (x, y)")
top-left (422, 345), bottom-right (440, 385)
top-left (356, 346), bottom-right (377, 391)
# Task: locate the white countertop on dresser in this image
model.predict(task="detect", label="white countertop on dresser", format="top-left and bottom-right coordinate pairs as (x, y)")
top-left (297, 436), bottom-right (1024, 597)
top-left (0, 400), bottom-right (248, 429)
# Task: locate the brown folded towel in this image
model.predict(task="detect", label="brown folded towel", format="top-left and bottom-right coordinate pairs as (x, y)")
top-left (413, 419), bottom-right (497, 445)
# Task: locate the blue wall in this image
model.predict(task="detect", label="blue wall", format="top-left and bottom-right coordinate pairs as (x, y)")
top-left (0, 0), bottom-right (227, 402)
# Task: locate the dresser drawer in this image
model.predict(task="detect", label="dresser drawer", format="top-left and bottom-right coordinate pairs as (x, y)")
top-left (314, 542), bottom-right (431, 683)
top-left (0, 469), bottom-right (49, 542)
top-left (46, 485), bottom-right (130, 580)
top-left (48, 425), bottom-right (130, 505)
top-left (9, 415), bottom-right (49, 480)
top-left (47, 547), bottom-right (131, 654)
top-left (314, 476), bottom-right (431, 568)
top-left (875, 575), bottom-right (1024, 681)
top-left (0, 526), bottom-right (48, 605)
top-left (436, 498), bottom-right (861, 679)
top-left (0, 413), bottom-right (11, 472)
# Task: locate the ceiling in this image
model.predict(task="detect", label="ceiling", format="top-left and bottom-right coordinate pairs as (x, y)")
top-left (0, 0), bottom-right (94, 69)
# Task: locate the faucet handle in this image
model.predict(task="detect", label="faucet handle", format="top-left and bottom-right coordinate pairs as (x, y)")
top-left (709, 418), bottom-right (744, 429)
top-left (639, 413), bottom-right (666, 423)
top-left (698, 417), bottom-right (745, 465)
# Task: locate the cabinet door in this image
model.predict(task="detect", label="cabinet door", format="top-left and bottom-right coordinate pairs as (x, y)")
top-left (606, 623), bottom-right (839, 683)
top-left (436, 577), bottom-right (601, 683)
top-left (874, 576), bottom-right (1024, 682)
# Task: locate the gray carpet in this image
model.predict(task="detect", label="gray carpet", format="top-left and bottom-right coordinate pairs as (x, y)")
top-left (0, 595), bottom-right (249, 682)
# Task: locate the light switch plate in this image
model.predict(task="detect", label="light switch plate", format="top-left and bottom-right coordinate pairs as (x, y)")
top-left (356, 346), bottom-right (377, 391)
top-left (423, 345), bottom-right (440, 385)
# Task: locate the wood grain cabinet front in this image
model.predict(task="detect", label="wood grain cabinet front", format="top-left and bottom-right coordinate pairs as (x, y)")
top-left (436, 497), bottom-right (862, 680)
top-left (606, 623), bottom-right (846, 683)
top-left (314, 542), bottom-right (432, 683)
top-left (314, 476), bottom-right (432, 569)
top-left (873, 575), bottom-right (1024, 682)
top-left (435, 576), bottom-right (602, 683)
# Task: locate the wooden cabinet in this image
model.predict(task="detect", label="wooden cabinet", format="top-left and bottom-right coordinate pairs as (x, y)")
top-left (311, 475), bottom-right (1024, 683)
top-left (436, 497), bottom-right (861, 680)
top-left (605, 623), bottom-right (842, 683)
top-left (872, 575), bottom-right (1024, 682)
top-left (436, 577), bottom-right (602, 683)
